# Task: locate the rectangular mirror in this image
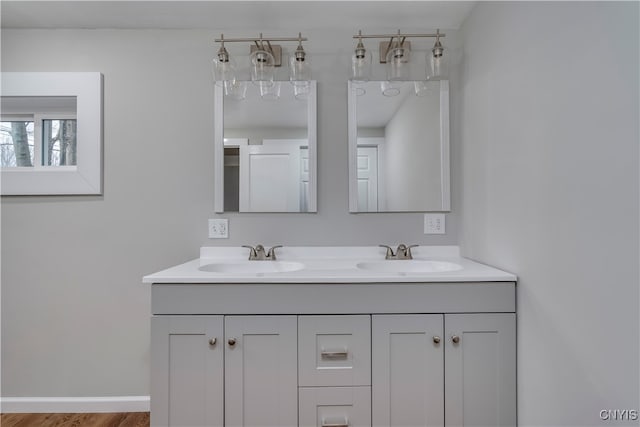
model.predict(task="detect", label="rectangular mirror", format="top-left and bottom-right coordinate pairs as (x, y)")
top-left (348, 80), bottom-right (450, 212)
top-left (1, 72), bottom-right (102, 195)
top-left (214, 81), bottom-right (317, 213)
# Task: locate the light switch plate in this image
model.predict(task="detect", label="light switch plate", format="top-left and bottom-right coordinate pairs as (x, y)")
top-left (424, 213), bottom-right (445, 234)
top-left (209, 218), bottom-right (228, 239)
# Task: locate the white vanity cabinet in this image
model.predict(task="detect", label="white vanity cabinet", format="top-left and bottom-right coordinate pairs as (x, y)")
top-left (372, 313), bottom-right (516, 427)
top-left (444, 313), bottom-right (517, 427)
top-left (150, 281), bottom-right (516, 427)
top-left (151, 315), bottom-right (297, 427)
top-left (372, 314), bottom-right (445, 427)
top-left (150, 315), bottom-right (223, 427)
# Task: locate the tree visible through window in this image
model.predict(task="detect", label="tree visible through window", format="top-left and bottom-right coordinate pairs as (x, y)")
top-left (1, 121), bottom-right (34, 167)
top-left (43, 119), bottom-right (78, 166)
top-left (0, 118), bottom-right (77, 168)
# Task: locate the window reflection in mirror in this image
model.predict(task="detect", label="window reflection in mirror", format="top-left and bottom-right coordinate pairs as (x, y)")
top-left (348, 80), bottom-right (450, 212)
top-left (215, 81), bottom-right (317, 213)
top-left (1, 96), bottom-right (77, 168)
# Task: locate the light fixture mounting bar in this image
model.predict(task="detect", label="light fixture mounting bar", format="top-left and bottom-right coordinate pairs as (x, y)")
top-left (352, 32), bottom-right (445, 39)
top-left (214, 36), bottom-right (308, 43)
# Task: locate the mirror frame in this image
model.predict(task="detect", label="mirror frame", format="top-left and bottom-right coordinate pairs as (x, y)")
top-left (347, 79), bottom-right (450, 213)
top-left (214, 81), bottom-right (317, 213)
top-left (1, 72), bottom-right (103, 195)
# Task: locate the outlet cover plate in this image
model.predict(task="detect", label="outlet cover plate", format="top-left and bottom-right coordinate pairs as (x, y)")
top-left (209, 218), bottom-right (228, 239)
top-left (424, 213), bottom-right (445, 234)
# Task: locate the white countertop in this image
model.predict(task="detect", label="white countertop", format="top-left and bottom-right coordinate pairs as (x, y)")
top-left (143, 246), bottom-right (517, 284)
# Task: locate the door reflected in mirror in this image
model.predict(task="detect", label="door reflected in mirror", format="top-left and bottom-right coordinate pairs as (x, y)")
top-left (214, 81), bottom-right (317, 213)
top-left (348, 80), bottom-right (450, 212)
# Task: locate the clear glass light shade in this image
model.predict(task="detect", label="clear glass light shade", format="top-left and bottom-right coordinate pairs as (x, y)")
top-left (427, 49), bottom-right (448, 80)
top-left (351, 50), bottom-right (372, 83)
top-left (212, 57), bottom-right (237, 86)
top-left (289, 55), bottom-right (312, 83)
top-left (260, 81), bottom-right (281, 100)
top-left (386, 46), bottom-right (410, 81)
top-left (292, 81), bottom-right (311, 100)
top-left (224, 80), bottom-right (248, 100)
top-left (251, 49), bottom-right (276, 86)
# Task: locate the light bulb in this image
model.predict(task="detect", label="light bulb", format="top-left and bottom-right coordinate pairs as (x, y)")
top-left (427, 33), bottom-right (448, 80)
top-left (386, 45), bottom-right (410, 81)
top-left (212, 39), bottom-right (236, 86)
top-left (290, 36), bottom-right (311, 83)
top-left (290, 55), bottom-right (311, 82)
top-left (251, 49), bottom-right (275, 86)
top-left (351, 37), bottom-right (371, 83)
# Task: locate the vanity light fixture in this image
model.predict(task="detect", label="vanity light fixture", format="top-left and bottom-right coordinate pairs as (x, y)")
top-left (350, 29), bottom-right (447, 95)
top-left (427, 29), bottom-right (448, 81)
top-left (351, 30), bottom-right (372, 83)
top-left (212, 34), bottom-right (237, 96)
top-left (213, 33), bottom-right (310, 99)
top-left (290, 33), bottom-right (312, 100)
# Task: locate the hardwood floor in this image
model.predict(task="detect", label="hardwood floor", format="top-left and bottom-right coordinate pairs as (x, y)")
top-left (0, 412), bottom-right (149, 427)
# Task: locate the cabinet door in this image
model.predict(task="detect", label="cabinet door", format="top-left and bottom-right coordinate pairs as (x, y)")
top-left (372, 314), bottom-right (445, 427)
top-left (151, 315), bottom-right (223, 427)
top-left (444, 313), bottom-right (516, 427)
top-left (299, 386), bottom-right (371, 427)
top-left (225, 315), bottom-right (297, 427)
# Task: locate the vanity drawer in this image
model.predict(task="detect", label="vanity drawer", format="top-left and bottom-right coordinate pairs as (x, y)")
top-left (299, 386), bottom-right (371, 427)
top-left (298, 315), bottom-right (371, 387)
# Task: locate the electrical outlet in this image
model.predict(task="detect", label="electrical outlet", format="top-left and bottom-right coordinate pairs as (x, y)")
top-left (424, 213), bottom-right (445, 234)
top-left (208, 218), bottom-right (228, 239)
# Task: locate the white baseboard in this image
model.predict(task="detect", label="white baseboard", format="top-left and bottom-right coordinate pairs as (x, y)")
top-left (0, 396), bottom-right (150, 413)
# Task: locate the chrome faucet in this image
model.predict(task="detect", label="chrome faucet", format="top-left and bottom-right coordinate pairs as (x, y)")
top-left (379, 244), bottom-right (418, 260)
top-left (242, 244), bottom-right (282, 260)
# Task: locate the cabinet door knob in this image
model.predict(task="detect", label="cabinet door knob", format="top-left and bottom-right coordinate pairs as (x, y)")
top-left (433, 336), bottom-right (441, 344)
top-left (228, 338), bottom-right (237, 346)
top-left (208, 338), bottom-right (217, 346)
top-left (451, 335), bottom-right (460, 344)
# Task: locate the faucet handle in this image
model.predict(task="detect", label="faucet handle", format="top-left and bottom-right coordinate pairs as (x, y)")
top-left (267, 245), bottom-right (283, 260)
top-left (242, 245), bottom-right (257, 260)
top-left (405, 244), bottom-right (419, 259)
top-left (379, 245), bottom-right (396, 259)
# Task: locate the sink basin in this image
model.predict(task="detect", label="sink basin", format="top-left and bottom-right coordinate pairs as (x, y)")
top-left (199, 261), bottom-right (305, 274)
top-left (356, 260), bottom-right (462, 273)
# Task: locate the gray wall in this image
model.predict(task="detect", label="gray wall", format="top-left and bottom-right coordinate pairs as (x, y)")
top-left (1, 27), bottom-right (459, 396)
top-left (460, 2), bottom-right (639, 426)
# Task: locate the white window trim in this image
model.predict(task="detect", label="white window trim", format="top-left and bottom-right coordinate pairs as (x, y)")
top-left (1, 72), bottom-right (103, 195)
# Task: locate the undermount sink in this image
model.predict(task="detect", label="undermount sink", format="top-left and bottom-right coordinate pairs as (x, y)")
top-left (356, 260), bottom-right (462, 273)
top-left (199, 261), bottom-right (305, 274)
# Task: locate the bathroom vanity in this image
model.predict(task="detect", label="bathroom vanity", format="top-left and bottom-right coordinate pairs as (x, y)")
top-left (144, 246), bottom-right (517, 427)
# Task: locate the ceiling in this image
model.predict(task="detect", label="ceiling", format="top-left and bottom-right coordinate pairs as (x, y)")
top-left (1, 1), bottom-right (475, 30)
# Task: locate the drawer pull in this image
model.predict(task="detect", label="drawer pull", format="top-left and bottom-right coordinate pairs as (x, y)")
top-left (320, 349), bottom-right (348, 360)
top-left (321, 418), bottom-right (349, 427)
